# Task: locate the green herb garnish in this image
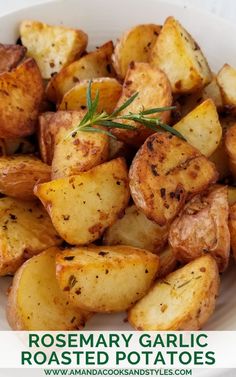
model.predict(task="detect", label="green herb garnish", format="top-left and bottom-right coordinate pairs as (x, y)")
top-left (68, 80), bottom-right (185, 140)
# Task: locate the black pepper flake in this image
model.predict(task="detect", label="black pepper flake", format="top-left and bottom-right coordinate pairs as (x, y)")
top-left (9, 213), bottom-right (17, 220)
top-left (99, 251), bottom-right (108, 256)
top-left (105, 269), bottom-right (109, 274)
top-left (80, 105), bottom-right (86, 110)
top-left (62, 214), bottom-right (70, 221)
top-left (150, 164), bottom-right (158, 176)
top-left (64, 256), bottom-right (75, 261)
top-left (71, 316), bottom-right (76, 324)
top-left (160, 188), bottom-right (166, 198)
top-left (116, 181), bottom-right (121, 185)
top-left (75, 288), bottom-right (81, 295)
top-left (145, 269), bottom-right (149, 274)
top-left (147, 140), bottom-right (154, 151)
top-left (68, 275), bottom-right (77, 289)
top-left (71, 131), bottom-right (77, 138)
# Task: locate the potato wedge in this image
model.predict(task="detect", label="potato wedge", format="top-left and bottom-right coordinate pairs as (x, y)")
top-left (0, 43), bottom-right (26, 73)
top-left (0, 198), bottom-right (62, 276)
top-left (7, 247), bottom-right (90, 330)
top-left (169, 186), bottom-right (230, 272)
top-left (112, 24), bottom-right (161, 79)
top-left (179, 78), bottom-right (223, 118)
top-left (228, 186), bottom-right (236, 205)
top-left (20, 20), bottom-right (88, 79)
top-left (46, 41), bottom-right (114, 103)
top-left (225, 123), bottom-right (236, 178)
top-left (129, 133), bottom-right (218, 226)
top-left (217, 64), bottom-right (236, 110)
top-left (128, 255), bottom-right (219, 330)
top-left (173, 99), bottom-right (222, 157)
top-left (111, 62), bottom-right (172, 146)
top-left (108, 138), bottom-right (131, 160)
top-left (103, 204), bottom-right (168, 253)
top-left (229, 203), bottom-right (236, 261)
top-left (158, 245), bottom-right (177, 278)
top-left (150, 17), bottom-right (212, 93)
top-left (0, 155), bottom-right (51, 199)
top-left (38, 112), bottom-right (55, 164)
top-left (0, 138), bottom-right (35, 156)
top-left (59, 78), bottom-right (122, 114)
top-left (34, 158), bottom-right (130, 245)
top-left (56, 245), bottom-right (159, 312)
top-left (51, 111), bottom-right (109, 179)
top-left (0, 58), bottom-right (44, 138)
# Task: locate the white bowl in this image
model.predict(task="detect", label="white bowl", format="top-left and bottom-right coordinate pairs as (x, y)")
top-left (0, 0), bottom-right (236, 331)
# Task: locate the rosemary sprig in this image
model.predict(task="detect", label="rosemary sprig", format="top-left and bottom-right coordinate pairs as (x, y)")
top-left (68, 80), bottom-right (185, 140)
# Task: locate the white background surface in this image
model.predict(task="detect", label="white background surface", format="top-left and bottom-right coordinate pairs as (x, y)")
top-left (0, 0), bottom-right (236, 22)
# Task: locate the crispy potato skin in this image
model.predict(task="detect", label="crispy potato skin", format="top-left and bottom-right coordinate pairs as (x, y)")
top-left (112, 24), bottom-right (161, 79)
top-left (103, 204), bottom-right (169, 253)
top-left (0, 58), bottom-right (44, 138)
top-left (0, 43), bottom-right (26, 74)
top-left (217, 64), bottom-right (236, 110)
top-left (173, 99), bottom-right (222, 157)
top-left (47, 41), bottom-right (114, 103)
top-left (0, 198), bottom-right (62, 276)
top-left (0, 155), bottom-right (51, 199)
top-left (229, 203), bottom-right (236, 261)
top-left (225, 123), bottom-right (236, 179)
top-left (150, 17), bottom-right (212, 93)
top-left (59, 78), bottom-right (122, 114)
top-left (51, 111), bottom-right (109, 179)
top-left (34, 158), bottom-right (130, 245)
top-left (169, 186), bottom-right (230, 272)
top-left (38, 112), bottom-right (55, 164)
top-left (129, 133), bottom-right (218, 226)
top-left (20, 20), bottom-right (88, 79)
top-left (112, 62), bottom-right (172, 146)
top-left (7, 247), bottom-right (91, 330)
top-left (128, 255), bottom-right (220, 330)
top-left (56, 245), bottom-right (159, 312)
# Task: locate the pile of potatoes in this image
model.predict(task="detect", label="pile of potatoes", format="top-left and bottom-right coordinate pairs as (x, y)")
top-left (0, 16), bottom-right (236, 331)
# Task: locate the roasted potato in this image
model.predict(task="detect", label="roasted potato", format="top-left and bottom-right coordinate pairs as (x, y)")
top-left (34, 158), bottom-right (130, 245)
top-left (56, 245), bottom-right (159, 312)
top-left (0, 155), bottom-right (51, 199)
top-left (51, 111), bottom-right (109, 179)
top-left (20, 20), bottom-right (88, 79)
top-left (0, 138), bottom-right (35, 155)
top-left (111, 62), bottom-right (172, 146)
top-left (59, 78), bottom-right (122, 114)
top-left (229, 203), bottom-right (236, 261)
top-left (158, 245), bottom-right (177, 278)
top-left (150, 17), bottom-right (212, 93)
top-left (0, 43), bottom-right (26, 74)
top-left (179, 78), bottom-right (223, 118)
top-left (0, 58), bottom-right (44, 138)
top-left (217, 64), bottom-right (236, 110)
top-left (0, 198), bottom-right (62, 276)
top-left (112, 24), bottom-right (161, 79)
top-left (7, 247), bottom-right (90, 330)
top-left (103, 204), bottom-right (168, 253)
top-left (108, 138), bottom-right (131, 160)
top-left (228, 186), bottom-right (236, 205)
top-left (225, 124), bottom-right (236, 179)
top-left (169, 186), bottom-right (230, 272)
top-left (38, 112), bottom-right (55, 164)
top-left (173, 99), bottom-right (222, 157)
top-left (128, 255), bottom-right (219, 330)
top-left (46, 41), bottom-right (114, 103)
top-left (129, 133), bottom-right (218, 226)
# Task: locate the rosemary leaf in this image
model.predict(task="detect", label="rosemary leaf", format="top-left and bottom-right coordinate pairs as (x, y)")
top-left (82, 126), bottom-right (116, 138)
top-left (140, 106), bottom-right (176, 115)
top-left (96, 120), bottom-right (136, 130)
top-left (111, 92), bottom-right (139, 117)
